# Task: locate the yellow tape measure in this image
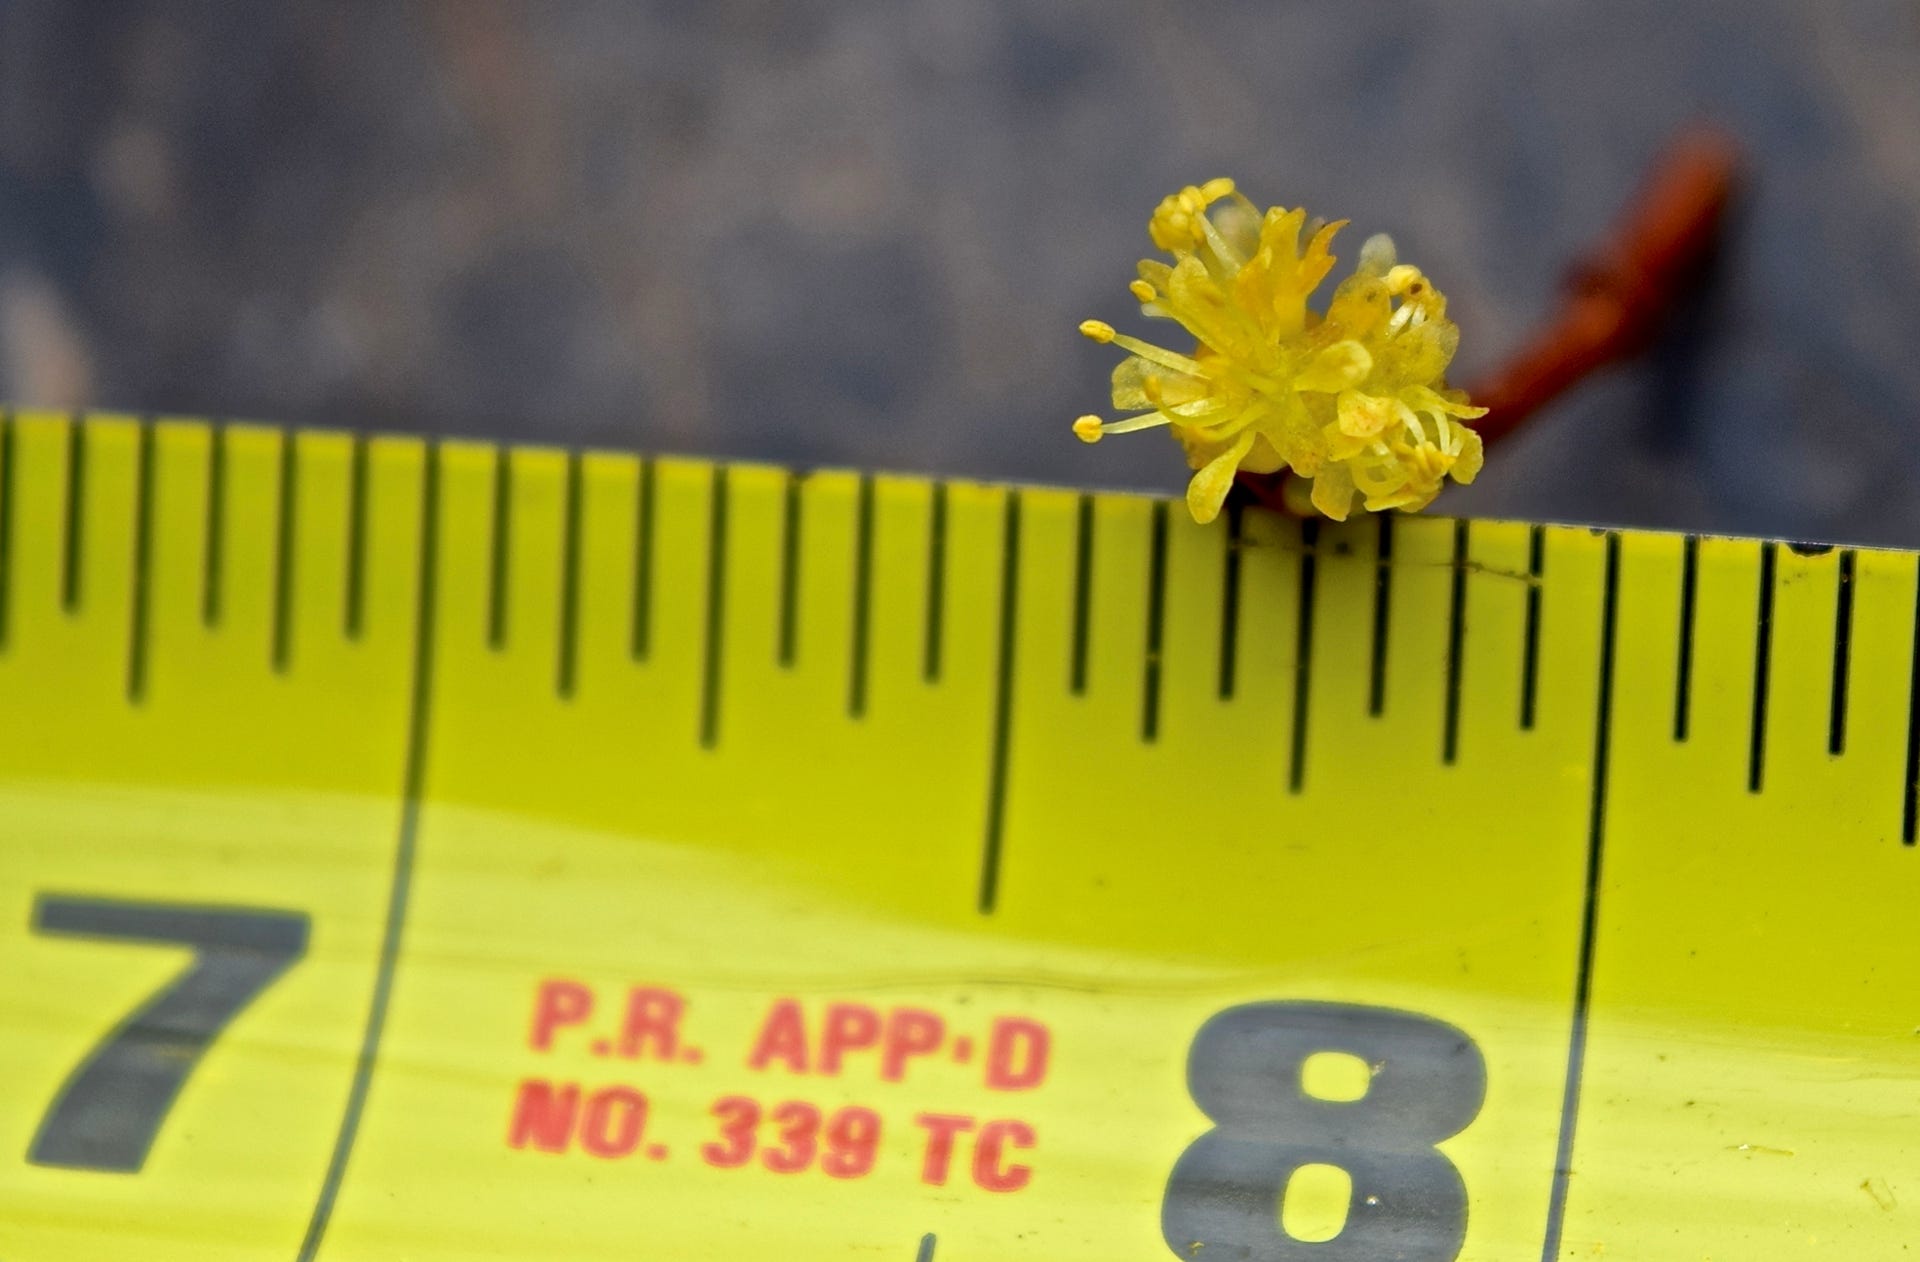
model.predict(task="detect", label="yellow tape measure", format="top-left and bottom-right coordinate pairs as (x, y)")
top-left (2, 411), bottom-right (1917, 1261)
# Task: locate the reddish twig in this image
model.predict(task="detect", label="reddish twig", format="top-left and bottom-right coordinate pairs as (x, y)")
top-left (1236, 125), bottom-right (1742, 514)
top-left (1466, 125), bottom-right (1741, 447)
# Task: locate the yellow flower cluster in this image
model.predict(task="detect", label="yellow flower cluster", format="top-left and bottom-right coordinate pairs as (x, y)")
top-left (1074, 179), bottom-right (1487, 523)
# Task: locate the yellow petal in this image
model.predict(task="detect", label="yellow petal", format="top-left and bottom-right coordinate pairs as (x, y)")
top-left (1378, 321), bottom-right (1459, 384)
top-left (1405, 383), bottom-right (1488, 419)
top-left (1297, 218), bottom-right (1346, 292)
top-left (1239, 433), bottom-right (1285, 474)
top-left (1111, 356), bottom-right (1210, 411)
top-left (1365, 486), bottom-right (1432, 512)
top-left (1336, 389), bottom-right (1412, 439)
top-left (1309, 465), bottom-right (1356, 521)
top-left (1325, 274), bottom-right (1390, 338)
top-left (1136, 259), bottom-right (1175, 293)
top-left (1258, 206), bottom-right (1307, 265)
top-left (1323, 422), bottom-right (1368, 462)
top-left (1294, 340), bottom-right (1373, 393)
top-left (1185, 431), bottom-right (1256, 524)
top-left (1451, 424), bottom-right (1485, 484)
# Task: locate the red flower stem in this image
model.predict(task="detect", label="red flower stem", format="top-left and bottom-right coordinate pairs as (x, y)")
top-left (1466, 125), bottom-right (1741, 447)
top-left (1234, 125), bottom-right (1742, 513)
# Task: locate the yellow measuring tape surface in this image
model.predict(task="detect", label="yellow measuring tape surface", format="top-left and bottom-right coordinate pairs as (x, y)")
top-left (1, 412), bottom-right (1916, 1260)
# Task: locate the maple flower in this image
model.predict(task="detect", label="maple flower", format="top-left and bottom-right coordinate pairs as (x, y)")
top-left (1074, 179), bottom-right (1487, 523)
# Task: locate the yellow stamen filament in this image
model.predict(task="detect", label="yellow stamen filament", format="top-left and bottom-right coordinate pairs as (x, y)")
top-left (1099, 412), bottom-right (1180, 435)
top-left (1105, 331), bottom-right (1205, 376)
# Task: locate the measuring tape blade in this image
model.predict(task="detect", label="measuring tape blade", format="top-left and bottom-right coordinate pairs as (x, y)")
top-left (1, 411), bottom-right (1916, 1260)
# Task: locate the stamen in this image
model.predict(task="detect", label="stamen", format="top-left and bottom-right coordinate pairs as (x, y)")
top-left (1196, 211), bottom-right (1241, 270)
top-left (1187, 405), bottom-right (1261, 441)
top-left (1402, 408), bottom-right (1428, 445)
top-left (1107, 332), bottom-right (1206, 376)
top-left (1099, 411), bottom-right (1178, 436)
top-left (1159, 398), bottom-right (1231, 426)
top-left (1385, 264), bottom-right (1424, 294)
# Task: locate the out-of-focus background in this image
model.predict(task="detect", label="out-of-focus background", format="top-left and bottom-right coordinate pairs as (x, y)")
top-left (1, 1), bottom-right (1916, 543)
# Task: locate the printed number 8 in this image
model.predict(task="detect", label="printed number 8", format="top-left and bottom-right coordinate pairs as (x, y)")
top-left (1162, 1002), bottom-right (1487, 1261)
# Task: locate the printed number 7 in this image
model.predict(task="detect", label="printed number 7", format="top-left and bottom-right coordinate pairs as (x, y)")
top-left (27, 893), bottom-right (310, 1173)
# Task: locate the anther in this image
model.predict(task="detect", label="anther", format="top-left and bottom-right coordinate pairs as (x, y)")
top-left (1072, 415), bottom-right (1105, 444)
top-left (1079, 319), bottom-right (1117, 343)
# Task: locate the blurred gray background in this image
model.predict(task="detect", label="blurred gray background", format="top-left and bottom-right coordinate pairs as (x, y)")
top-left (1, 1), bottom-right (1916, 543)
